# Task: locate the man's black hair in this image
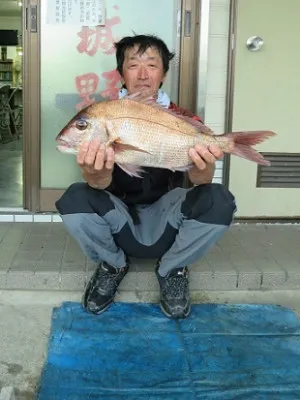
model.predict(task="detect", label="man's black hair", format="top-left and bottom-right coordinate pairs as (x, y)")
top-left (115, 34), bottom-right (175, 76)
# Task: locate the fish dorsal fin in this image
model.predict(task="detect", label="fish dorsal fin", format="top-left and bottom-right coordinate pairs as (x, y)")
top-left (123, 91), bottom-right (214, 136)
top-left (124, 91), bottom-right (156, 106)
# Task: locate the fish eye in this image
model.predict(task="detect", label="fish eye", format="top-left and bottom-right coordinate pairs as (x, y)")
top-left (75, 119), bottom-right (88, 131)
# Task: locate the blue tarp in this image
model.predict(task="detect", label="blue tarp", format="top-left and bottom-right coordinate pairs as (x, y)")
top-left (36, 302), bottom-right (300, 399)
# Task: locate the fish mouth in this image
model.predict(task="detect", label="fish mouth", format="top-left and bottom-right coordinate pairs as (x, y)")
top-left (56, 142), bottom-right (77, 154)
top-left (56, 139), bottom-right (74, 152)
top-left (56, 138), bottom-right (70, 147)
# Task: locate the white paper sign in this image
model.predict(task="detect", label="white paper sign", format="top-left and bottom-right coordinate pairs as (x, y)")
top-left (47, 0), bottom-right (105, 26)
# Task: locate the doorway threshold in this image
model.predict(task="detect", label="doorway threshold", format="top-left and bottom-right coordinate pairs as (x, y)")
top-left (0, 207), bottom-right (27, 213)
top-left (0, 209), bottom-right (62, 223)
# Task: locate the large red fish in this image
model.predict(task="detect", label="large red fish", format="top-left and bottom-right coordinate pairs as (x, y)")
top-left (56, 92), bottom-right (276, 177)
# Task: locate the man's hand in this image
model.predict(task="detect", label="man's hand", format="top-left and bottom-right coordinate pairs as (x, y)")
top-left (187, 144), bottom-right (223, 185)
top-left (77, 138), bottom-right (115, 189)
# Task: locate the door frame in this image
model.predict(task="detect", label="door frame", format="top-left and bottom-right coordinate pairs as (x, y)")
top-left (23, 0), bottom-right (40, 211)
top-left (178, 0), bottom-right (200, 112)
top-left (24, 0), bottom-right (203, 212)
top-left (222, 0), bottom-right (237, 189)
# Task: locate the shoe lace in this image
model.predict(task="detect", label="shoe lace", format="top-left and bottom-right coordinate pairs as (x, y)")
top-left (162, 270), bottom-right (188, 299)
top-left (97, 266), bottom-right (121, 292)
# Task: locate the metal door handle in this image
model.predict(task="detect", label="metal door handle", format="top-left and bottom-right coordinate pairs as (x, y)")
top-left (184, 10), bottom-right (192, 37)
top-left (25, 5), bottom-right (38, 32)
top-left (246, 36), bottom-right (264, 51)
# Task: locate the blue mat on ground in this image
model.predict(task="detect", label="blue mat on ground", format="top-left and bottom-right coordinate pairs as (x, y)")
top-left (36, 302), bottom-right (300, 400)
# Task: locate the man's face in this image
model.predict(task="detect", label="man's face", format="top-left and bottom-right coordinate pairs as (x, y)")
top-left (121, 45), bottom-right (166, 96)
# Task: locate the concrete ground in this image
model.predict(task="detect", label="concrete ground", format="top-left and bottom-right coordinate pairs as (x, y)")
top-left (0, 222), bottom-right (300, 399)
top-left (0, 222), bottom-right (300, 293)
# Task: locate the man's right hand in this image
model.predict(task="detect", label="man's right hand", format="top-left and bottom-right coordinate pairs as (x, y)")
top-left (77, 138), bottom-right (115, 189)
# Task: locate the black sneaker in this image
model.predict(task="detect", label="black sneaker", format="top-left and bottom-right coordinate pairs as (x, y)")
top-left (82, 261), bottom-right (129, 315)
top-left (155, 265), bottom-right (191, 319)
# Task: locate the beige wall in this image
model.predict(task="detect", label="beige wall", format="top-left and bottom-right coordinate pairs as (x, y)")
top-left (201, 0), bottom-right (230, 184)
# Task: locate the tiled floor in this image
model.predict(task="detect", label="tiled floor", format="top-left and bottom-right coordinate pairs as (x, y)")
top-left (0, 222), bottom-right (299, 294)
top-left (0, 138), bottom-right (23, 208)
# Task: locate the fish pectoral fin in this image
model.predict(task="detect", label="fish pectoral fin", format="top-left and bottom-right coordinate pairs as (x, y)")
top-left (105, 120), bottom-right (150, 154)
top-left (113, 138), bottom-right (151, 155)
top-left (105, 121), bottom-right (119, 146)
top-left (117, 163), bottom-right (146, 178)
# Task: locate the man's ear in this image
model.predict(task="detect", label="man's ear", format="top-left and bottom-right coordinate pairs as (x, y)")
top-left (159, 74), bottom-right (166, 88)
top-left (120, 75), bottom-right (127, 89)
top-left (118, 69), bottom-right (125, 86)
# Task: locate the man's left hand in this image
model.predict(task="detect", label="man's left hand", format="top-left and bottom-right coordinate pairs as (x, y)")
top-left (187, 144), bottom-right (223, 185)
top-left (188, 144), bottom-right (223, 170)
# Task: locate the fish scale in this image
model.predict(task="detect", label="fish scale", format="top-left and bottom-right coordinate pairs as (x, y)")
top-left (112, 119), bottom-right (199, 169)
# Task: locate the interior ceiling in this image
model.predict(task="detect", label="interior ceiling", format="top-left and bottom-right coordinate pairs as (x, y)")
top-left (0, 0), bottom-right (22, 17)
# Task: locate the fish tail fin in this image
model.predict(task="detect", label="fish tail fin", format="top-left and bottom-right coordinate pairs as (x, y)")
top-left (225, 130), bottom-right (276, 166)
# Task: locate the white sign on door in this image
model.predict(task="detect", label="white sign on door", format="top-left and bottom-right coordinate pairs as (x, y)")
top-left (47, 0), bottom-right (106, 26)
